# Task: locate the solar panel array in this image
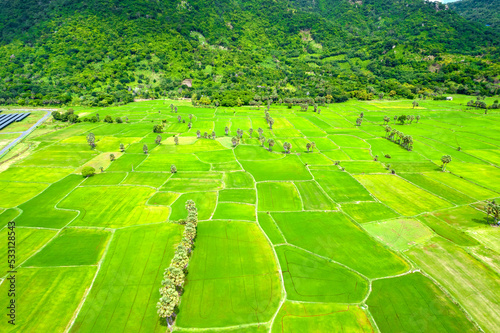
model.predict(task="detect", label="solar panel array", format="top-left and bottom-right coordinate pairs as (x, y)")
top-left (0, 112), bottom-right (31, 130)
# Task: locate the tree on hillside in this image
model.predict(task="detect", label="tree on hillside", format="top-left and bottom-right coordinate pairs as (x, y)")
top-left (268, 138), bottom-right (275, 151)
top-left (203, 132), bottom-right (208, 139)
top-left (174, 106), bottom-right (178, 113)
top-left (441, 155), bottom-right (452, 171)
top-left (189, 114), bottom-right (193, 121)
top-left (86, 132), bottom-right (96, 149)
top-left (398, 114), bottom-right (407, 125)
top-left (360, 112), bottom-right (364, 118)
top-left (393, 115), bottom-right (398, 124)
top-left (211, 131), bottom-right (216, 139)
top-left (170, 104), bottom-right (174, 112)
top-left (409, 115), bottom-right (415, 124)
top-left (412, 101), bottom-right (419, 109)
top-left (156, 135), bottom-right (162, 144)
top-left (385, 125), bottom-right (392, 137)
top-left (177, 116), bottom-right (182, 123)
top-left (143, 144), bottom-right (148, 154)
top-left (82, 166), bottom-right (95, 178)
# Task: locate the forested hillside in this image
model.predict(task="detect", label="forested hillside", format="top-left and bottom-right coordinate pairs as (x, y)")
top-left (449, 0), bottom-right (500, 32)
top-left (0, 0), bottom-right (498, 107)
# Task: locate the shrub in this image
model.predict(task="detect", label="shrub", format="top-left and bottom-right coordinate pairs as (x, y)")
top-left (82, 166), bottom-right (96, 178)
top-left (104, 115), bottom-right (114, 123)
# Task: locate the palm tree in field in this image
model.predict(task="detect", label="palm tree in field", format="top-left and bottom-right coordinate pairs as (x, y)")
top-left (384, 115), bottom-right (390, 124)
top-left (317, 109), bottom-right (321, 114)
top-left (268, 138), bottom-right (275, 151)
top-left (306, 143), bottom-right (311, 152)
top-left (356, 117), bottom-right (363, 126)
top-left (416, 115), bottom-right (421, 123)
top-left (231, 137), bottom-right (238, 147)
top-left (196, 130), bottom-right (201, 139)
top-left (156, 135), bottom-right (162, 144)
top-left (188, 122), bottom-right (192, 129)
top-left (265, 111), bottom-right (270, 123)
top-left (224, 126), bottom-right (229, 136)
top-left (86, 132), bottom-right (96, 149)
top-left (259, 136), bottom-right (266, 147)
top-left (249, 128), bottom-right (254, 137)
top-left (311, 142), bottom-right (316, 152)
top-left (407, 136), bottom-right (414, 151)
top-left (287, 142), bottom-right (293, 153)
top-left (385, 126), bottom-right (392, 138)
top-left (170, 104), bottom-right (174, 112)
top-left (409, 115), bottom-right (415, 124)
top-left (486, 200), bottom-right (499, 225)
top-left (211, 131), bottom-right (216, 139)
top-left (110, 154), bottom-right (115, 161)
top-left (120, 143), bottom-right (125, 152)
top-left (143, 144), bottom-right (148, 154)
top-left (393, 115), bottom-right (397, 124)
top-left (165, 267), bottom-right (185, 287)
top-left (177, 116), bottom-right (182, 123)
top-left (203, 132), bottom-right (208, 139)
top-left (441, 155), bottom-right (452, 171)
top-left (398, 131), bottom-right (404, 145)
top-left (174, 136), bottom-right (179, 145)
top-left (237, 129), bottom-right (243, 138)
top-left (258, 128), bottom-right (264, 137)
top-left (171, 165), bottom-right (177, 173)
top-left (174, 106), bottom-right (178, 113)
top-left (360, 112), bottom-right (364, 118)
top-left (412, 101), bottom-right (418, 109)
top-left (189, 114), bottom-right (193, 121)
top-left (269, 118), bottom-right (275, 129)
top-left (283, 142), bottom-right (290, 153)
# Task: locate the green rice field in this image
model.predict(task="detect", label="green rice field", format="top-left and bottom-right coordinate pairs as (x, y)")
top-left (0, 97), bottom-right (499, 332)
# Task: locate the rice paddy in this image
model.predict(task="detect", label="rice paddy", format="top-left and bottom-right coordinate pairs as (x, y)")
top-left (1, 98), bottom-right (499, 332)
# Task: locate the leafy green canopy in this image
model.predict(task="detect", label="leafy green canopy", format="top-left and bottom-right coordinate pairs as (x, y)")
top-left (0, 0), bottom-right (498, 107)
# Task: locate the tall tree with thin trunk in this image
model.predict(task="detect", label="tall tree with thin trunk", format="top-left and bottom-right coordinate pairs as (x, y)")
top-left (441, 155), bottom-right (452, 171)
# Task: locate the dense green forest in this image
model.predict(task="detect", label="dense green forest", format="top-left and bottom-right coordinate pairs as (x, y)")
top-left (0, 0), bottom-right (498, 107)
top-left (450, 0), bottom-right (500, 32)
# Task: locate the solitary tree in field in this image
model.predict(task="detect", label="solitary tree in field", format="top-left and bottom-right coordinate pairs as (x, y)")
top-left (203, 132), bottom-right (208, 139)
top-left (156, 135), bottom-right (162, 144)
top-left (188, 122), bottom-right (192, 129)
top-left (119, 143), bottom-right (125, 152)
top-left (224, 126), bottom-right (229, 136)
top-left (268, 138), bottom-right (275, 151)
top-left (283, 142), bottom-right (292, 154)
top-left (196, 130), bottom-right (201, 139)
top-left (306, 143), bottom-right (311, 152)
top-left (393, 115), bottom-right (397, 124)
top-left (249, 128), bottom-right (254, 137)
top-left (416, 115), bottom-right (421, 123)
top-left (311, 142), bottom-right (316, 152)
top-left (258, 128), bottom-right (264, 137)
top-left (143, 144), bottom-right (148, 154)
top-left (441, 155), bottom-right (452, 171)
top-left (171, 165), bottom-right (177, 173)
top-left (231, 136), bottom-right (239, 147)
top-left (356, 117), bottom-right (363, 126)
top-left (177, 116), bottom-right (182, 123)
top-left (86, 133), bottom-right (96, 149)
top-left (99, 167), bottom-right (104, 173)
top-left (269, 118), bottom-right (274, 129)
top-left (259, 136), bottom-right (266, 147)
top-left (211, 131), bottom-right (216, 139)
top-left (317, 109), bottom-right (321, 114)
top-left (486, 200), bottom-right (499, 225)
top-left (412, 101), bottom-right (419, 109)
top-left (170, 104), bottom-right (174, 112)
top-left (360, 112), bottom-right (364, 118)
top-left (189, 114), bottom-right (193, 121)
top-left (82, 166), bottom-right (95, 178)
top-left (174, 106), bottom-right (178, 113)
top-left (110, 154), bottom-right (115, 161)
top-left (174, 136), bottom-right (179, 145)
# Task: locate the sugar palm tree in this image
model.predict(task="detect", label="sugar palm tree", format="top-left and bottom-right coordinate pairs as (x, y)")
top-left (211, 131), bottom-right (216, 139)
top-left (231, 137), bottom-right (238, 147)
top-left (269, 118), bottom-right (274, 129)
top-left (441, 155), bottom-right (452, 171)
top-left (356, 117), bottom-right (363, 126)
top-left (143, 144), bottom-right (148, 154)
top-left (385, 125), bottom-right (392, 138)
top-left (171, 165), bottom-right (177, 173)
top-left (174, 136), bottom-right (179, 145)
top-left (119, 143), bottom-right (125, 152)
top-left (203, 132), bottom-right (208, 139)
top-left (268, 138), bottom-right (275, 151)
top-left (196, 130), bottom-right (201, 139)
top-left (259, 136), bottom-right (266, 147)
top-left (110, 154), bottom-right (115, 161)
top-left (393, 115), bottom-right (397, 124)
top-left (306, 143), bottom-right (311, 152)
top-left (177, 116), bottom-right (182, 123)
top-left (249, 128), bottom-right (254, 137)
top-left (416, 115), bottom-right (421, 123)
top-left (384, 115), bottom-right (390, 124)
top-left (156, 135), bottom-right (162, 144)
top-left (258, 128), bottom-right (264, 137)
top-left (224, 126), bottom-right (229, 136)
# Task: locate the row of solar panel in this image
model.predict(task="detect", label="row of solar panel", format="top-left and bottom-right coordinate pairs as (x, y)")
top-left (0, 113), bottom-right (31, 130)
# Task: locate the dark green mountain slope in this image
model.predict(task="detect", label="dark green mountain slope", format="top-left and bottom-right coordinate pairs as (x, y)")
top-left (0, 0), bottom-right (498, 107)
top-left (449, 0), bottom-right (500, 32)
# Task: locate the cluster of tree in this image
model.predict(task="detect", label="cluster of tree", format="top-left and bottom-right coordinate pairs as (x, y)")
top-left (466, 98), bottom-right (499, 110)
top-left (157, 200), bottom-right (198, 331)
top-left (486, 199), bottom-right (500, 225)
top-left (51, 109), bottom-right (80, 123)
top-left (384, 126), bottom-right (414, 151)
top-left (383, 114), bottom-right (420, 125)
top-left (0, 0), bottom-right (497, 108)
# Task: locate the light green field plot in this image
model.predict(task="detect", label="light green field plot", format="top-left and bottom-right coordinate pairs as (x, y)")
top-left (272, 212), bottom-right (409, 278)
top-left (433, 205), bottom-right (489, 229)
top-left (355, 174), bottom-right (453, 215)
top-left (408, 237), bottom-right (500, 333)
top-left (328, 135), bottom-right (370, 148)
top-left (137, 154), bottom-right (210, 172)
top-left (169, 192), bottom-right (217, 221)
top-left (312, 170), bottom-right (372, 202)
top-left (367, 273), bottom-right (479, 333)
top-left (0, 266), bottom-right (96, 333)
top-left (161, 177), bottom-right (223, 192)
top-left (148, 192), bottom-right (179, 206)
top-left (0, 228), bottom-right (56, 272)
top-left (0, 208), bottom-right (20, 227)
top-left (240, 155), bottom-right (312, 181)
top-left (95, 136), bottom-right (141, 152)
top-left (0, 181), bottom-right (48, 208)
top-left (389, 161), bottom-right (440, 172)
top-left (468, 246), bottom-right (500, 273)
top-left (341, 202), bottom-right (400, 223)
top-left (271, 302), bottom-right (374, 333)
top-left (61, 186), bottom-right (169, 228)
top-left (15, 175), bottom-right (82, 228)
top-left (70, 223), bottom-right (183, 333)
top-left (176, 221), bottom-right (281, 328)
top-left (322, 149), bottom-right (351, 160)
top-left (172, 171), bottom-right (223, 179)
top-left (305, 137), bottom-right (339, 151)
top-left (341, 161), bottom-right (388, 174)
top-left (298, 152), bottom-right (333, 165)
top-left (212, 202), bottom-right (256, 221)
top-left (363, 219), bottom-right (434, 251)
top-left (466, 149), bottom-right (500, 166)
top-left (294, 181), bottom-right (337, 210)
top-left (195, 149), bottom-right (235, 163)
top-left (257, 182), bottom-right (302, 211)
top-left (425, 172), bottom-right (498, 200)
top-left (342, 148), bottom-right (373, 160)
top-left (0, 166), bottom-right (73, 183)
top-left (257, 212), bottom-right (286, 244)
top-left (82, 172), bottom-right (127, 185)
top-left (218, 188), bottom-right (256, 204)
top-left (17, 150), bottom-right (98, 167)
top-left (400, 173), bottom-right (476, 204)
top-left (154, 139), bottom-right (226, 154)
top-left (106, 153), bottom-right (147, 172)
top-left (211, 161), bottom-right (242, 171)
top-left (75, 152), bottom-right (123, 173)
top-left (24, 228), bottom-right (110, 267)
top-left (469, 228), bottom-right (500, 253)
top-left (234, 145), bottom-right (283, 160)
top-left (447, 163), bottom-right (500, 192)
top-left (121, 172), bottom-right (170, 187)
top-left (276, 245), bottom-right (368, 302)
top-left (418, 214), bottom-right (479, 246)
